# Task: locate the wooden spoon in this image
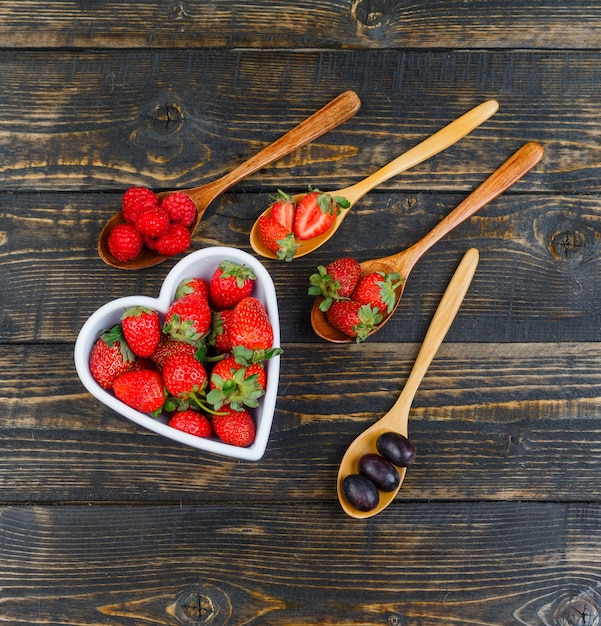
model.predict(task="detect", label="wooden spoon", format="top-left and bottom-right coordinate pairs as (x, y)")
top-left (98, 90), bottom-right (361, 269)
top-left (249, 99), bottom-right (499, 259)
top-left (337, 247), bottom-right (479, 519)
top-left (312, 141), bottom-right (544, 343)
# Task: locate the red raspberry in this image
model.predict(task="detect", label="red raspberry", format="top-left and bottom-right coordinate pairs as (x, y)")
top-left (122, 187), bottom-right (158, 224)
top-left (155, 223), bottom-right (191, 256)
top-left (107, 223), bottom-right (143, 262)
top-left (161, 192), bottom-right (197, 227)
top-left (135, 206), bottom-right (170, 237)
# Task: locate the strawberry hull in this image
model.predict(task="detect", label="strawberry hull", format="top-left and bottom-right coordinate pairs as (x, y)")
top-left (74, 246), bottom-right (280, 461)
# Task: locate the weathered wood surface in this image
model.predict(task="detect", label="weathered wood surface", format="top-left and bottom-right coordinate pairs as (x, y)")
top-left (2, 1), bottom-right (601, 624)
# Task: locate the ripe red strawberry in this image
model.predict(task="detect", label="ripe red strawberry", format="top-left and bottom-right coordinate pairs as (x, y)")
top-left (209, 308), bottom-right (234, 352)
top-left (325, 300), bottom-right (382, 343)
top-left (168, 409), bottom-right (213, 438)
top-left (206, 356), bottom-right (265, 410)
top-left (164, 292), bottom-right (212, 345)
top-left (209, 260), bottom-right (256, 309)
top-left (228, 296), bottom-right (274, 352)
top-left (162, 353), bottom-right (208, 398)
top-left (160, 192), bottom-right (197, 227)
top-left (113, 369), bottom-right (165, 413)
top-left (89, 325), bottom-right (135, 389)
top-left (175, 277), bottom-right (210, 301)
top-left (134, 205), bottom-right (170, 238)
top-left (309, 256), bottom-right (362, 311)
top-left (150, 335), bottom-right (197, 370)
top-left (122, 186), bottom-right (158, 224)
top-left (293, 188), bottom-right (350, 240)
top-left (257, 215), bottom-right (299, 262)
top-left (107, 223), bottom-right (143, 262)
top-left (155, 223), bottom-right (191, 256)
top-left (269, 189), bottom-right (296, 231)
top-left (212, 405), bottom-right (256, 447)
top-left (352, 271), bottom-right (403, 316)
top-left (121, 306), bottom-right (161, 357)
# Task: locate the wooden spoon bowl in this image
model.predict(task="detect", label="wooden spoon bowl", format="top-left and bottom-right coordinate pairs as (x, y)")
top-left (337, 247), bottom-right (480, 519)
top-left (312, 141), bottom-right (544, 342)
top-left (249, 99), bottom-right (499, 259)
top-left (98, 90), bottom-right (361, 269)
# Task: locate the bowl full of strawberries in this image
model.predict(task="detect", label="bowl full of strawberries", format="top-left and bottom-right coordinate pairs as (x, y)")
top-left (74, 246), bottom-right (281, 461)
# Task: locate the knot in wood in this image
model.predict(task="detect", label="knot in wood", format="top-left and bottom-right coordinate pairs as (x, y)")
top-left (553, 595), bottom-right (599, 626)
top-left (352, 0), bottom-right (391, 30)
top-left (550, 230), bottom-right (586, 261)
top-left (170, 583), bottom-right (233, 625)
top-left (150, 103), bottom-right (184, 135)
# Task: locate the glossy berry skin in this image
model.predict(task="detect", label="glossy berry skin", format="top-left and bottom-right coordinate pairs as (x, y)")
top-left (160, 192), bottom-right (197, 227)
top-left (122, 186), bottom-right (158, 224)
top-left (121, 306), bottom-right (161, 357)
top-left (209, 261), bottom-right (256, 309)
top-left (162, 353), bottom-right (208, 398)
top-left (164, 292), bottom-right (212, 345)
top-left (325, 257), bottom-right (361, 298)
top-left (168, 410), bottom-right (213, 438)
top-left (113, 369), bottom-right (165, 413)
top-left (358, 453), bottom-right (400, 492)
top-left (89, 325), bottom-right (135, 389)
top-left (325, 300), bottom-right (381, 343)
top-left (175, 277), bottom-right (210, 301)
top-left (212, 405), bottom-right (255, 447)
top-left (155, 223), bottom-right (191, 256)
top-left (341, 474), bottom-right (379, 512)
top-left (257, 215), bottom-right (298, 262)
top-left (210, 309), bottom-right (234, 352)
top-left (150, 336), bottom-right (196, 370)
top-left (228, 297), bottom-right (274, 351)
top-left (352, 271), bottom-right (401, 316)
top-left (107, 223), bottom-right (143, 262)
top-left (376, 431), bottom-right (416, 468)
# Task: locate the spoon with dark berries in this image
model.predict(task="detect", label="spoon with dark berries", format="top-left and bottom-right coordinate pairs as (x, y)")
top-left (338, 247), bottom-right (479, 519)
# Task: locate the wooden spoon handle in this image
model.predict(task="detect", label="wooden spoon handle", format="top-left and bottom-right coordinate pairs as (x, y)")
top-left (342, 99), bottom-right (499, 205)
top-left (193, 90), bottom-right (361, 199)
top-left (386, 248), bottom-right (480, 427)
top-left (397, 141), bottom-right (544, 272)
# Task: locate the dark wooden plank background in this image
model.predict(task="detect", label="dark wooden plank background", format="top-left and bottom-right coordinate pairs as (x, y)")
top-left (1, 1), bottom-right (601, 624)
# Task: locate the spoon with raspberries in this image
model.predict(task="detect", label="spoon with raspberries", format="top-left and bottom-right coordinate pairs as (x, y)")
top-left (98, 90), bottom-right (361, 269)
top-left (249, 99), bottom-right (499, 260)
top-left (337, 247), bottom-right (479, 518)
top-left (310, 141), bottom-right (544, 343)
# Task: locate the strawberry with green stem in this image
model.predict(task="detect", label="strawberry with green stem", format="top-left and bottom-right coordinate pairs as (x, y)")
top-left (352, 271), bottom-right (404, 316)
top-left (89, 324), bottom-right (136, 389)
top-left (309, 256), bottom-right (361, 311)
top-left (293, 187), bottom-right (350, 240)
top-left (326, 300), bottom-right (382, 343)
top-left (121, 306), bottom-right (161, 357)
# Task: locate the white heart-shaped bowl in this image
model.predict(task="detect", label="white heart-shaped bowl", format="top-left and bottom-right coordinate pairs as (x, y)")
top-left (74, 246), bottom-right (280, 461)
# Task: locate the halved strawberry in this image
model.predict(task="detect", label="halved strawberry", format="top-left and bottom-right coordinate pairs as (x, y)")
top-left (293, 188), bottom-right (350, 240)
top-left (269, 189), bottom-right (296, 232)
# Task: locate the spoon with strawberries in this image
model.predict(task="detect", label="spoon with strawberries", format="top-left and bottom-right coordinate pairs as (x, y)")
top-left (311, 141), bottom-right (544, 342)
top-left (249, 99), bottom-right (499, 260)
top-left (98, 90), bottom-right (361, 269)
top-left (338, 247), bottom-right (479, 518)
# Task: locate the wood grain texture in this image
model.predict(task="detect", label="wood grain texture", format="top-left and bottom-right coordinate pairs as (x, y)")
top-left (0, 49), bottom-right (598, 193)
top-left (2, 2), bottom-right (601, 623)
top-left (1, 502), bottom-right (601, 625)
top-left (1, 1), bottom-right (601, 49)
top-left (1, 341), bottom-right (600, 503)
